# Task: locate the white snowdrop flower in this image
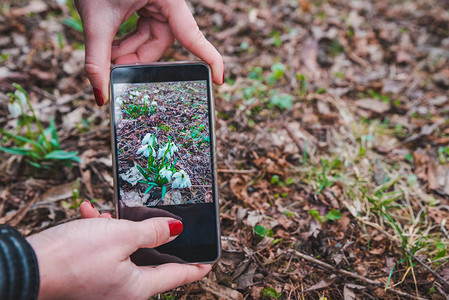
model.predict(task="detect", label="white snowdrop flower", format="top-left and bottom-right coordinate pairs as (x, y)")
top-left (14, 90), bottom-right (27, 106)
top-left (131, 91), bottom-right (141, 97)
top-left (8, 101), bottom-right (21, 118)
top-left (159, 167), bottom-right (173, 181)
top-left (136, 144), bottom-right (156, 158)
top-left (157, 142), bottom-right (178, 160)
top-left (142, 133), bottom-right (157, 146)
top-left (151, 100), bottom-right (157, 106)
top-left (142, 95), bottom-right (150, 103)
top-left (171, 170), bottom-right (191, 189)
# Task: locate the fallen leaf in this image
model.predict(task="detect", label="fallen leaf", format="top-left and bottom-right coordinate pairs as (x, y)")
top-left (200, 277), bottom-right (243, 300)
top-left (39, 180), bottom-right (77, 203)
top-left (356, 98), bottom-right (391, 114)
top-left (303, 274), bottom-right (337, 293)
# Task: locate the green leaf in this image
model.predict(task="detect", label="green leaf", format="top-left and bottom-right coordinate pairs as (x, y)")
top-left (261, 287), bottom-right (281, 298)
top-left (254, 225), bottom-right (268, 238)
top-left (44, 150), bottom-right (81, 163)
top-left (433, 248), bottom-right (446, 261)
top-left (271, 62), bottom-right (285, 78)
top-left (135, 164), bottom-right (147, 178)
top-left (0, 146), bottom-right (35, 156)
top-left (271, 238), bottom-right (282, 246)
top-left (325, 209), bottom-right (342, 221)
top-left (270, 93), bottom-right (293, 109)
top-left (63, 18), bottom-right (83, 33)
top-left (285, 177), bottom-right (295, 186)
top-left (309, 209), bottom-right (321, 221)
top-left (270, 175), bottom-right (280, 185)
top-left (0, 129), bottom-right (46, 155)
top-left (48, 118), bottom-right (60, 149)
top-left (161, 185), bottom-right (167, 199)
top-left (27, 160), bottom-right (43, 169)
top-left (405, 153), bottom-right (414, 163)
top-left (144, 184), bottom-right (156, 194)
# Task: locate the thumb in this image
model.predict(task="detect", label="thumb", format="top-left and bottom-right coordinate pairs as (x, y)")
top-left (79, 9), bottom-right (117, 106)
top-left (121, 218), bottom-right (183, 254)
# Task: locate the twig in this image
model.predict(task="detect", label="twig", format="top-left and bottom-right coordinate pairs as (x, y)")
top-left (288, 249), bottom-right (428, 300)
top-left (434, 282), bottom-right (449, 299)
top-left (284, 124), bottom-right (305, 153)
top-left (7, 194), bottom-right (40, 227)
top-left (403, 248), bottom-right (449, 288)
top-left (217, 168), bottom-right (257, 174)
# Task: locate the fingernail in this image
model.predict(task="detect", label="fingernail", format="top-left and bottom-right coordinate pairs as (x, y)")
top-left (222, 73), bottom-right (225, 84)
top-left (168, 220), bottom-right (183, 237)
top-left (93, 88), bottom-right (104, 107)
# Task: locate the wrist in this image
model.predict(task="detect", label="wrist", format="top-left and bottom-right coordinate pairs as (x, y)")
top-left (26, 232), bottom-right (67, 300)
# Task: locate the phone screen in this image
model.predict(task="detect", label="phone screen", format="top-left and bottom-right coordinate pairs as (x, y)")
top-left (110, 63), bottom-right (220, 265)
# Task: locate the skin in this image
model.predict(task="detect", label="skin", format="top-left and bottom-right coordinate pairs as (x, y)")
top-left (27, 201), bottom-right (211, 300)
top-left (74, 0), bottom-right (225, 104)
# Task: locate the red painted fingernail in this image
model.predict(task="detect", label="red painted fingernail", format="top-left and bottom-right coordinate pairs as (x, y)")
top-left (83, 200), bottom-right (95, 208)
top-left (168, 220), bottom-right (183, 237)
top-left (222, 73), bottom-right (225, 84)
top-left (93, 88), bottom-right (104, 107)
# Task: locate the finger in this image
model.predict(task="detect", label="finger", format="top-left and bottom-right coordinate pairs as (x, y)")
top-left (163, 0), bottom-right (224, 84)
top-left (99, 212), bottom-right (114, 219)
top-left (111, 18), bottom-right (151, 61)
top-left (119, 218), bottom-right (183, 254)
top-left (113, 18), bottom-right (174, 64)
top-left (79, 8), bottom-right (118, 106)
top-left (79, 200), bottom-right (100, 218)
top-left (138, 263), bottom-right (211, 295)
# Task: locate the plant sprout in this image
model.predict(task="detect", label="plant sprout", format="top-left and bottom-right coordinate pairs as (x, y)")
top-left (0, 83), bottom-right (81, 169)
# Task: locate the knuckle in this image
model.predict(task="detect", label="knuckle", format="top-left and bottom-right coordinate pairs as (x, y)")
top-left (84, 62), bottom-right (102, 77)
top-left (148, 220), bottom-right (167, 247)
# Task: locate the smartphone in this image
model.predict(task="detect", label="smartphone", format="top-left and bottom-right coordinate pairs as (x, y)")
top-left (110, 62), bottom-right (221, 265)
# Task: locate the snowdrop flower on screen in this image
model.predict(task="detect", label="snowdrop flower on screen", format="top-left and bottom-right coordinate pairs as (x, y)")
top-left (151, 100), bottom-right (157, 106)
top-left (130, 90), bottom-right (141, 97)
top-left (142, 94), bottom-right (150, 104)
top-left (142, 133), bottom-right (157, 146)
top-left (8, 101), bottom-right (21, 118)
top-left (136, 144), bottom-right (156, 158)
top-left (158, 141), bottom-right (178, 160)
top-left (159, 167), bottom-right (173, 181)
top-left (171, 170), bottom-right (191, 189)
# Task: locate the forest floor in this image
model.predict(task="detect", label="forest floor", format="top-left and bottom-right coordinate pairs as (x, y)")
top-left (1, 0), bottom-right (449, 299)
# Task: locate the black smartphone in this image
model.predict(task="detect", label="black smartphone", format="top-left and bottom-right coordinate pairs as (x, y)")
top-left (110, 62), bottom-right (221, 265)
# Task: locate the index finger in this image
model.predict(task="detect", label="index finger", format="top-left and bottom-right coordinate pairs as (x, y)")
top-left (164, 0), bottom-right (224, 84)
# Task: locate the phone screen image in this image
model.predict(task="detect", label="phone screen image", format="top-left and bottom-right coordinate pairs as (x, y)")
top-left (110, 63), bottom-right (220, 265)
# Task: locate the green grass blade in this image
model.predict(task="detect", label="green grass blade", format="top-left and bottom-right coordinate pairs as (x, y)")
top-left (44, 150), bottom-right (81, 163)
top-left (0, 129), bottom-right (46, 155)
top-left (0, 146), bottom-right (34, 156)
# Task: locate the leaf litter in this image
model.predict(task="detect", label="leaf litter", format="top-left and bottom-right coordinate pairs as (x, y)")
top-left (1, 0), bottom-right (449, 299)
